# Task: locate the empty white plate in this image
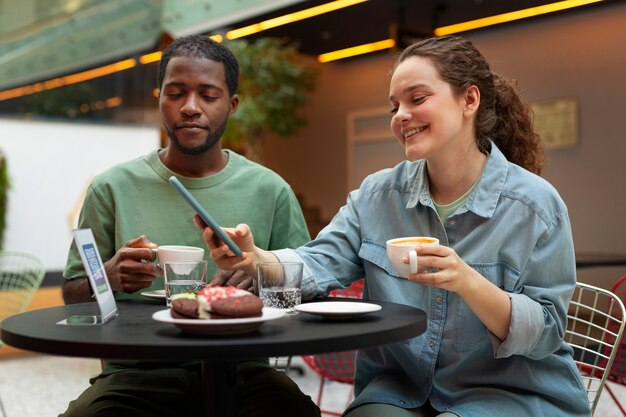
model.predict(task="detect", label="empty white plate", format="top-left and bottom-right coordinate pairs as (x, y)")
top-left (140, 290), bottom-right (166, 300)
top-left (294, 301), bottom-right (381, 319)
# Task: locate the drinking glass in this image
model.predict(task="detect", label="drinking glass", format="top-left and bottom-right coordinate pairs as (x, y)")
top-left (256, 262), bottom-right (303, 314)
top-left (163, 260), bottom-right (208, 307)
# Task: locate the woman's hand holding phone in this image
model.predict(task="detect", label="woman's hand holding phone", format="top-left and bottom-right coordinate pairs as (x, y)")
top-left (193, 217), bottom-right (259, 276)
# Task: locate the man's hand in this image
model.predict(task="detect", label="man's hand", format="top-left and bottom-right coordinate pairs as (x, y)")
top-left (104, 235), bottom-right (160, 293)
top-left (126, 235), bottom-right (159, 249)
top-left (62, 235), bottom-right (160, 304)
top-left (209, 270), bottom-right (255, 292)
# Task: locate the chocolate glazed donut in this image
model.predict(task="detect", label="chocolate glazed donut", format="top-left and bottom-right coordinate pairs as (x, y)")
top-left (209, 294), bottom-right (263, 318)
top-left (170, 298), bottom-right (200, 319)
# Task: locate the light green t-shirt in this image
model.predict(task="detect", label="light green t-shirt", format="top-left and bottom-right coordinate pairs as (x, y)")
top-left (64, 149), bottom-right (311, 300)
top-left (433, 179), bottom-right (479, 221)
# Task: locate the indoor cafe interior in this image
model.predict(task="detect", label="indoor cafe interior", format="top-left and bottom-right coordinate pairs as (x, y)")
top-left (0, 0), bottom-right (625, 416)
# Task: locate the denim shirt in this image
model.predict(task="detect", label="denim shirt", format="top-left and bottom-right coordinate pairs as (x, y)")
top-left (274, 143), bottom-right (590, 417)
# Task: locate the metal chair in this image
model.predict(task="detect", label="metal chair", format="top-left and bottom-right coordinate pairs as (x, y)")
top-left (0, 251), bottom-right (46, 327)
top-left (0, 251), bottom-right (46, 417)
top-left (594, 275), bottom-right (626, 415)
top-left (565, 281), bottom-right (626, 416)
top-left (269, 355), bottom-right (301, 375)
top-left (301, 280), bottom-right (364, 416)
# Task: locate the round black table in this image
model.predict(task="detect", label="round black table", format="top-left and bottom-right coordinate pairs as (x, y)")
top-left (1, 299), bottom-right (426, 417)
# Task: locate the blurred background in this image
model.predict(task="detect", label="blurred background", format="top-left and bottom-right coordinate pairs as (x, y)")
top-left (0, 0), bottom-right (624, 292)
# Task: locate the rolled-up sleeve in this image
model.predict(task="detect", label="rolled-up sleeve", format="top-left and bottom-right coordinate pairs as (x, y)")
top-left (491, 293), bottom-right (545, 357)
top-left (492, 209), bottom-right (576, 359)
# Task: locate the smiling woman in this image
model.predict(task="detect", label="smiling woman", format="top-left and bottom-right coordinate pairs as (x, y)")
top-left (201, 35), bottom-right (590, 417)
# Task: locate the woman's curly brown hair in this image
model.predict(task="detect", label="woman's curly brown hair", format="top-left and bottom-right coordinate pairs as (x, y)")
top-left (393, 35), bottom-right (545, 175)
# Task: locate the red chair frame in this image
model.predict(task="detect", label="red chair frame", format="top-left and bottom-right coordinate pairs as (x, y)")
top-left (301, 280), bottom-right (364, 416)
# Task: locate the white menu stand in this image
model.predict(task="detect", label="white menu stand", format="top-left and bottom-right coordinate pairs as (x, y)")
top-left (57, 229), bottom-right (118, 325)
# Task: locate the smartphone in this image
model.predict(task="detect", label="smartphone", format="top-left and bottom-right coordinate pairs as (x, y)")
top-left (168, 176), bottom-right (243, 256)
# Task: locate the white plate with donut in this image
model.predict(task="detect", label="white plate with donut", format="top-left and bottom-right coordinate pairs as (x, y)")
top-left (152, 307), bottom-right (286, 335)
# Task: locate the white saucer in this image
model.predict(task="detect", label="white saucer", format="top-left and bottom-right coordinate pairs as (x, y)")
top-left (152, 307), bottom-right (286, 335)
top-left (140, 290), bottom-right (166, 300)
top-left (294, 301), bottom-right (381, 319)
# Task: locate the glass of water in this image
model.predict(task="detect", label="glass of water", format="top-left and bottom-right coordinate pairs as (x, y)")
top-left (164, 260), bottom-right (208, 307)
top-left (257, 262), bottom-right (303, 314)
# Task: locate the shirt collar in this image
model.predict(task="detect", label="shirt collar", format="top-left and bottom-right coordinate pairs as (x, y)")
top-left (406, 141), bottom-right (509, 219)
top-left (407, 160), bottom-right (427, 209)
top-left (469, 143), bottom-right (508, 218)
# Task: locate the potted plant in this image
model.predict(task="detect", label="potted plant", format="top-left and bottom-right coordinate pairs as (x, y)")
top-left (223, 37), bottom-right (318, 163)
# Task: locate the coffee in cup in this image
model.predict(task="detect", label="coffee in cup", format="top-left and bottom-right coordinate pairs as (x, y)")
top-left (389, 237), bottom-right (439, 246)
top-left (386, 236), bottom-right (439, 278)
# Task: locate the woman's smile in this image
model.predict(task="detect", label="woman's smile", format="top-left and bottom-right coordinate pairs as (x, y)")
top-left (403, 125), bottom-right (428, 140)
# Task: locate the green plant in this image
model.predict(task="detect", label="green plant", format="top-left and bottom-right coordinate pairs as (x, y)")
top-left (0, 150), bottom-right (10, 250)
top-left (223, 38), bottom-right (318, 162)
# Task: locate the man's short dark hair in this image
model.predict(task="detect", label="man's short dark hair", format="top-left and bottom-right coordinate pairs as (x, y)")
top-left (157, 35), bottom-right (239, 96)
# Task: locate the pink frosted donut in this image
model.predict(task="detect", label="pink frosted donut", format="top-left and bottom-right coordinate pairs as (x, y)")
top-left (197, 286), bottom-right (261, 319)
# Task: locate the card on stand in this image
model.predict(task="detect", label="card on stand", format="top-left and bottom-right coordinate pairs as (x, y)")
top-left (57, 228), bottom-right (118, 325)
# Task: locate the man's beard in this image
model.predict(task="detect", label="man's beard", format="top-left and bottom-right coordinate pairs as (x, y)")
top-left (166, 116), bottom-right (229, 155)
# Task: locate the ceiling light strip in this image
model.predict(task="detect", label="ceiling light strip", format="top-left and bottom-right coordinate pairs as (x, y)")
top-left (226, 0), bottom-right (368, 40)
top-left (57, 59), bottom-right (137, 86)
top-left (139, 51), bottom-right (162, 65)
top-left (318, 39), bottom-right (395, 63)
top-left (434, 0), bottom-right (603, 36)
top-left (314, 0), bottom-right (604, 63)
top-left (0, 59), bottom-right (136, 101)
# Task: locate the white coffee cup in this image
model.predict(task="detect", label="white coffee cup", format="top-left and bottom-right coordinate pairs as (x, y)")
top-left (154, 245), bottom-right (204, 266)
top-left (386, 237), bottom-right (439, 278)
